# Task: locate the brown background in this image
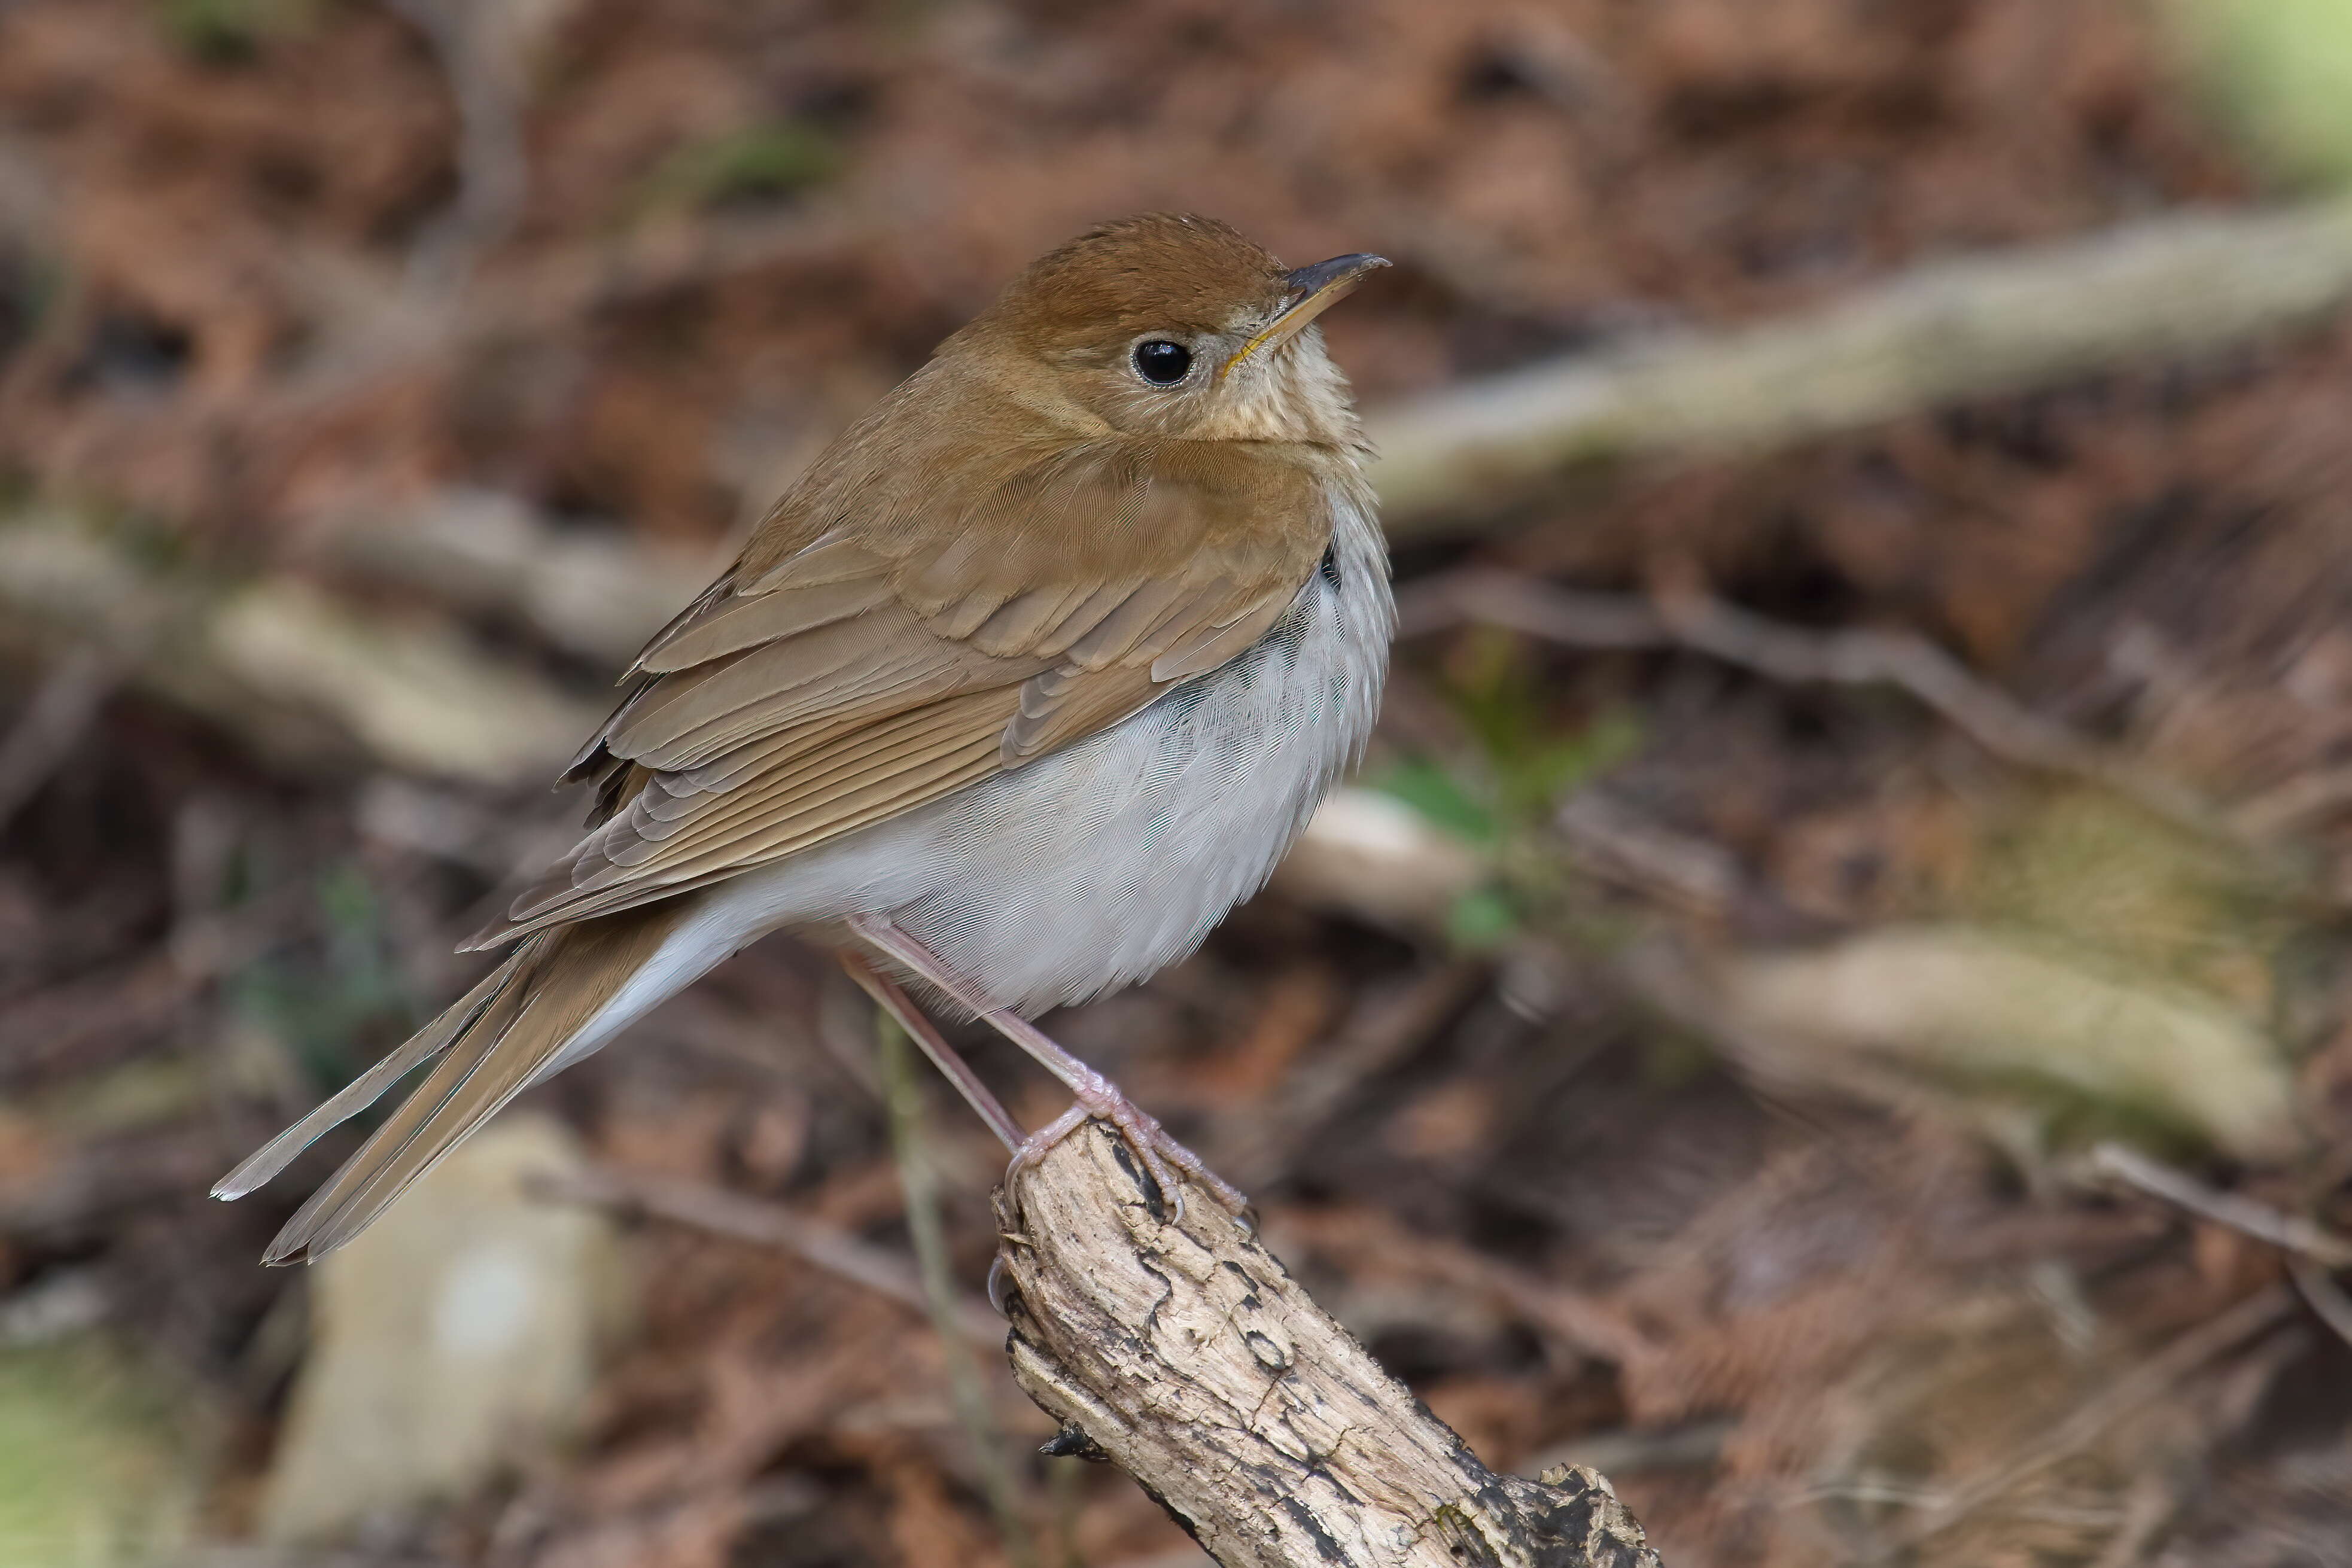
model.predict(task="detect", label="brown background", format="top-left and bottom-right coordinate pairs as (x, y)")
top-left (2, 2), bottom-right (2349, 1565)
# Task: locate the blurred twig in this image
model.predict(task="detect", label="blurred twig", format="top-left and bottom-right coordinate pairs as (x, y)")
top-left (2085, 1138), bottom-right (2352, 1351)
top-left (2088, 1142), bottom-right (2352, 1267)
top-left (1554, 792), bottom-right (1744, 917)
top-left (2286, 1256), bottom-right (2352, 1350)
top-left (0, 511), bottom-right (599, 786)
top-left (1371, 200), bottom-right (2352, 534)
top-left (318, 489), bottom-right (717, 666)
top-left (1, 875), bottom-right (318, 1082)
top-left (1398, 570), bottom-right (2243, 850)
top-left (876, 1010), bottom-right (1040, 1568)
top-left (1211, 960), bottom-right (1488, 1191)
top-left (536, 1164), bottom-right (1002, 1344)
top-left (2228, 760), bottom-right (2352, 839)
top-left (2088, 1477), bottom-right (2180, 1568)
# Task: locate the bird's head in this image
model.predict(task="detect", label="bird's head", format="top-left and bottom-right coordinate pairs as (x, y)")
top-left (949, 212), bottom-right (1387, 446)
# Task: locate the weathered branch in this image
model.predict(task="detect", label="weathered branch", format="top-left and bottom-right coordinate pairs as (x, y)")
top-left (992, 1123), bottom-right (1659, 1568)
top-left (317, 490), bottom-right (713, 666)
top-left (2086, 1141), bottom-right (2352, 1267)
top-left (0, 511), bottom-right (598, 786)
top-left (1370, 200), bottom-right (2352, 534)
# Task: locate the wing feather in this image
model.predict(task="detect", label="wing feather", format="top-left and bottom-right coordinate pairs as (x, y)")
top-left (462, 436), bottom-right (1352, 951)
top-left (636, 576), bottom-right (893, 672)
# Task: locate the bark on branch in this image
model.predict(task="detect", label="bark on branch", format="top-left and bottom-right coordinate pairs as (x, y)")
top-left (993, 1123), bottom-right (1659, 1568)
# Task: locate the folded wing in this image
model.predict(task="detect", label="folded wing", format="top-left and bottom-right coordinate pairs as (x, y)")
top-left (463, 439), bottom-right (1333, 949)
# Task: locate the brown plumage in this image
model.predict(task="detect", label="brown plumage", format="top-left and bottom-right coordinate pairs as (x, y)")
top-left (471, 235), bottom-right (1349, 948)
top-left (220, 907), bottom-right (686, 1263)
top-left (217, 214), bottom-right (1392, 1261)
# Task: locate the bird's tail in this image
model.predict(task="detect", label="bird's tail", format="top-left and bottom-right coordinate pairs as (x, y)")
top-left (212, 903), bottom-right (688, 1264)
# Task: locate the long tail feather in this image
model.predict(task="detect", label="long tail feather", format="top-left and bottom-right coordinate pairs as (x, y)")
top-left (214, 906), bottom-right (686, 1265)
top-left (209, 946), bottom-right (535, 1201)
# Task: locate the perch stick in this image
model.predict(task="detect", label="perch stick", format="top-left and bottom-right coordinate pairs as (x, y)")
top-left (994, 1121), bottom-right (1658, 1568)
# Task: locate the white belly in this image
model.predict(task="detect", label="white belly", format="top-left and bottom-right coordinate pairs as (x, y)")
top-left (692, 491), bottom-right (1393, 1016)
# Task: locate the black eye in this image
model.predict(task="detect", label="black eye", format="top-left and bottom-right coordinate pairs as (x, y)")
top-left (1131, 339), bottom-right (1192, 385)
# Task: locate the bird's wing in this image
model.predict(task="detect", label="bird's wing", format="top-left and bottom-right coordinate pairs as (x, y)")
top-left (462, 440), bottom-right (1332, 949)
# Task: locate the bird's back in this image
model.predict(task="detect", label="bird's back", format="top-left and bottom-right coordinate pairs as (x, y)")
top-left (702, 477), bottom-right (1391, 1018)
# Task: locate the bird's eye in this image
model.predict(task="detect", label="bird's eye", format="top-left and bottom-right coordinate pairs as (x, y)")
top-left (1131, 339), bottom-right (1193, 385)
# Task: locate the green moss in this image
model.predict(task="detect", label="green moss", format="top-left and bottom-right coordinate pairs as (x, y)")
top-left (2165, 0), bottom-right (2352, 188)
top-left (150, 0), bottom-right (317, 64)
top-left (0, 1339), bottom-right (201, 1566)
top-left (1371, 623), bottom-right (1645, 952)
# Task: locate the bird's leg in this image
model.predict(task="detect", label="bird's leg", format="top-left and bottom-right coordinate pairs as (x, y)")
top-left (845, 914), bottom-right (1247, 1214)
top-left (839, 951), bottom-right (1024, 1155)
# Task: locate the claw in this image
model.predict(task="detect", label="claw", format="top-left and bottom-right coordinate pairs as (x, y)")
top-left (1006, 1088), bottom-right (1246, 1222)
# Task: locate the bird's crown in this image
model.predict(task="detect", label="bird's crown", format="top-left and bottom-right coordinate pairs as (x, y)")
top-left (981, 212), bottom-right (1293, 348)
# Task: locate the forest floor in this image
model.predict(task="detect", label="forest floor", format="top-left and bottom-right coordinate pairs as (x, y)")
top-left (3, 2), bottom-right (2351, 1565)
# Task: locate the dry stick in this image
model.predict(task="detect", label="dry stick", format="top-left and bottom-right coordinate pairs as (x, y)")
top-left (2286, 1256), bottom-right (2352, 1351)
top-left (1209, 960), bottom-right (1489, 1193)
top-left (996, 1123), bottom-right (1657, 1568)
top-left (1370, 200), bottom-right (2352, 536)
top-left (2230, 759), bottom-right (2352, 839)
top-left (0, 514), bottom-right (601, 788)
top-left (1396, 570), bottom-right (2244, 850)
top-left (535, 1165), bottom-right (1003, 1344)
top-left (2085, 1141), bottom-right (2352, 1353)
top-left (875, 1010), bottom-right (1041, 1568)
top-left (2088, 1141), bottom-right (2352, 1268)
top-left (1869, 1284), bottom-right (2296, 1560)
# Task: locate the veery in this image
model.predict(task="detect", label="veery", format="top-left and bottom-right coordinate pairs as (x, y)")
top-left (217, 213), bottom-right (1392, 1259)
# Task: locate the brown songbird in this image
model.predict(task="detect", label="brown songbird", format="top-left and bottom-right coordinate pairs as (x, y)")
top-left (215, 214), bottom-right (1392, 1261)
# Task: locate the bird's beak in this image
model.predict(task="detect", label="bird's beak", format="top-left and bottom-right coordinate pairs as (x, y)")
top-left (1221, 252), bottom-right (1390, 379)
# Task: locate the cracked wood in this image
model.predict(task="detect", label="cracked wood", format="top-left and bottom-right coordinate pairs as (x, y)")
top-left (993, 1123), bottom-right (1660, 1568)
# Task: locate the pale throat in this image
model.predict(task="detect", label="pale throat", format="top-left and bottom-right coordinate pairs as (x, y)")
top-left (1197, 338), bottom-right (1359, 446)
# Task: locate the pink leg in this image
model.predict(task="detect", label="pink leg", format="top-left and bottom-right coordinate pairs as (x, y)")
top-left (845, 914), bottom-right (1247, 1215)
top-left (839, 951), bottom-right (1024, 1155)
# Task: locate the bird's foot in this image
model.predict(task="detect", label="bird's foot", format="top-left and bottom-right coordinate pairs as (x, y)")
top-left (1009, 1075), bottom-right (1247, 1220)
top-left (842, 914), bottom-right (1247, 1217)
